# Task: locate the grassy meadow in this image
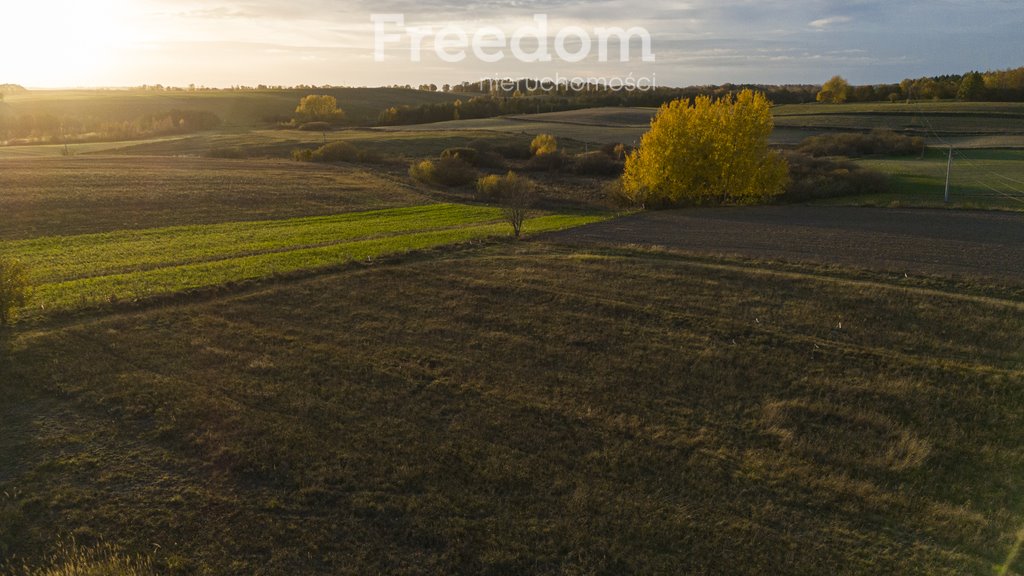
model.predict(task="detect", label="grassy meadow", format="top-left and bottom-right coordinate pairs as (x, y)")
top-left (819, 148), bottom-right (1024, 210)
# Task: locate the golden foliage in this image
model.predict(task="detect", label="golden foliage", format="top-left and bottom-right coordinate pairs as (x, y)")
top-left (294, 95), bottom-right (346, 125)
top-left (530, 133), bottom-right (558, 156)
top-left (622, 89), bottom-right (788, 207)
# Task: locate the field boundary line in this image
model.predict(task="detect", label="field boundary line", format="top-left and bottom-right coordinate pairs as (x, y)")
top-left (536, 241), bottom-right (1024, 310)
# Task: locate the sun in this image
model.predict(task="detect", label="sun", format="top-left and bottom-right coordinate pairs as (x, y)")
top-left (0, 0), bottom-right (126, 87)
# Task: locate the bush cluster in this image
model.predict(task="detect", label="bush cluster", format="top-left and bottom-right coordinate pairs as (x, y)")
top-left (447, 143), bottom-right (506, 169)
top-left (409, 157), bottom-right (477, 187)
top-left (525, 151), bottom-right (565, 172)
top-left (570, 151), bottom-right (624, 176)
top-left (440, 147), bottom-right (478, 165)
top-left (475, 171), bottom-right (536, 201)
top-left (779, 151), bottom-right (890, 202)
top-left (292, 141), bottom-right (377, 163)
top-left (530, 134), bottom-right (559, 156)
top-left (798, 129), bottom-right (925, 158)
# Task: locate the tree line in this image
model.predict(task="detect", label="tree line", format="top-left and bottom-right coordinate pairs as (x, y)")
top-left (0, 109), bottom-right (221, 145)
top-left (817, 66), bottom-right (1024, 103)
top-left (377, 83), bottom-right (820, 126)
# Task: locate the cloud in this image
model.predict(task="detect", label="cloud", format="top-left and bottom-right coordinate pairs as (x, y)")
top-left (22, 0), bottom-right (1023, 88)
top-left (809, 16), bottom-right (852, 29)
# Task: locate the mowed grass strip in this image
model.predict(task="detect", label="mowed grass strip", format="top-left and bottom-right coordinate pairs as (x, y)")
top-left (11, 210), bottom-right (606, 311)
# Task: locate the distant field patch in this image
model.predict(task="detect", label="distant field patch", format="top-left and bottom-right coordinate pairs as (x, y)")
top-left (0, 156), bottom-right (431, 239)
top-left (380, 102), bottom-right (1024, 148)
top-left (842, 148), bottom-right (1024, 209)
top-left (0, 204), bottom-right (608, 312)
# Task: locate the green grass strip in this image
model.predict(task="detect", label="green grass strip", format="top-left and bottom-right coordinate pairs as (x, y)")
top-left (0, 204), bottom-right (504, 284)
top-left (29, 213), bottom-right (606, 311)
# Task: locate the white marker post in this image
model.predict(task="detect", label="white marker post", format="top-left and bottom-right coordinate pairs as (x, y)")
top-left (944, 145), bottom-right (953, 204)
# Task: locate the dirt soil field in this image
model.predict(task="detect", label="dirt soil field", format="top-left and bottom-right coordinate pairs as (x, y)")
top-left (546, 206), bottom-right (1024, 282)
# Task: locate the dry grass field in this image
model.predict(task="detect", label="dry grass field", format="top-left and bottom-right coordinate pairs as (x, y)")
top-left (2, 242), bottom-right (1022, 575)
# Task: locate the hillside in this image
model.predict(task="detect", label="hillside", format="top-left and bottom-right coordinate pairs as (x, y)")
top-left (0, 87), bottom-right (476, 130)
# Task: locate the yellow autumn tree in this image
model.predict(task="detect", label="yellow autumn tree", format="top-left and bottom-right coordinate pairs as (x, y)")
top-left (621, 89), bottom-right (788, 207)
top-left (294, 94), bottom-right (346, 125)
top-left (817, 75), bottom-right (851, 104)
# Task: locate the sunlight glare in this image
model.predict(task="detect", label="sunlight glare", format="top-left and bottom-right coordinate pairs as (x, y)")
top-left (0, 0), bottom-right (126, 87)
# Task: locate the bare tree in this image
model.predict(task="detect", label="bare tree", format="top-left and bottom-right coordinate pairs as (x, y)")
top-left (497, 172), bottom-right (538, 239)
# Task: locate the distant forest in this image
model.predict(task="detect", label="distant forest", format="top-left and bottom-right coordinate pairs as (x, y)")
top-left (1, 66), bottom-right (1021, 142)
top-left (378, 66), bottom-right (1024, 126)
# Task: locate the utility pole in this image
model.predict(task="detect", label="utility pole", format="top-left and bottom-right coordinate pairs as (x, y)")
top-left (944, 145), bottom-right (953, 204)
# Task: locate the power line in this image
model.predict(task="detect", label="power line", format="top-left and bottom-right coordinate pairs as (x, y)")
top-left (964, 175), bottom-right (1024, 205)
top-left (905, 100), bottom-right (1024, 198)
top-left (952, 149), bottom-right (1024, 187)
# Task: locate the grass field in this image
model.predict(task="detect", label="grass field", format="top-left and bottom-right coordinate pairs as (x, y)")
top-left (2, 242), bottom-right (1022, 575)
top-left (0, 204), bottom-right (607, 313)
top-left (834, 148), bottom-right (1024, 210)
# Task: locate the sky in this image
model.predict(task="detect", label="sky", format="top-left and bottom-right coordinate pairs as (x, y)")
top-left (0, 0), bottom-right (1021, 89)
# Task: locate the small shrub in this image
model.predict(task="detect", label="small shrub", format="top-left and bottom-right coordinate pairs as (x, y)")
top-left (409, 160), bottom-right (435, 184)
top-left (409, 157), bottom-right (476, 187)
top-left (530, 134), bottom-right (558, 156)
top-left (440, 147), bottom-right (478, 165)
top-left (475, 174), bottom-right (504, 201)
top-left (312, 141), bottom-right (358, 162)
top-left (571, 151), bottom-right (624, 176)
top-left (525, 151), bottom-right (565, 172)
top-left (798, 129), bottom-right (925, 158)
top-left (293, 142), bottom-right (359, 163)
top-left (297, 121), bottom-right (332, 132)
top-left (0, 257), bottom-right (29, 326)
top-left (291, 148), bottom-right (315, 162)
top-left (599, 142), bottom-right (632, 160)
